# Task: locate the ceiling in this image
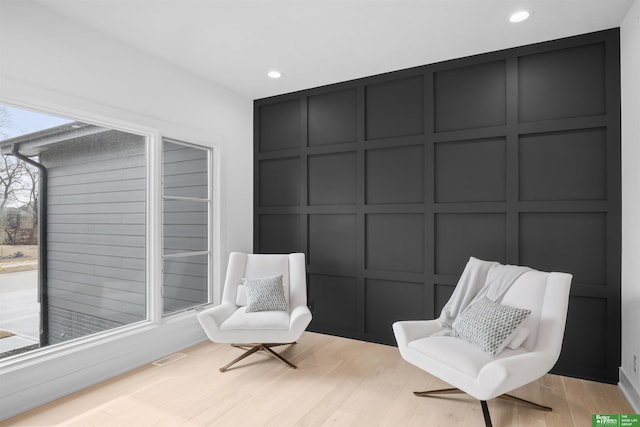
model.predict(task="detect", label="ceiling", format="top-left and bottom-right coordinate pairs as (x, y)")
top-left (35, 0), bottom-right (634, 100)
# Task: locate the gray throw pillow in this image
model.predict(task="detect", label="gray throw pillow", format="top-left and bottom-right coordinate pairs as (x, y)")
top-left (243, 275), bottom-right (288, 313)
top-left (452, 297), bottom-right (531, 356)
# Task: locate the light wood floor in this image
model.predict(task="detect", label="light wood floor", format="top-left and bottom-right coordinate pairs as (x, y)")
top-left (1, 332), bottom-right (633, 427)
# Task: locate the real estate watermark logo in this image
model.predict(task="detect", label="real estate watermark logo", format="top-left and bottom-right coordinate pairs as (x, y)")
top-left (594, 414), bottom-right (619, 426)
top-left (592, 414), bottom-right (640, 427)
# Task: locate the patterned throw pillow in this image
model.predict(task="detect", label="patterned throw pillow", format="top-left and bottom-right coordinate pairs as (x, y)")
top-left (243, 275), bottom-right (289, 313)
top-left (452, 297), bottom-right (531, 356)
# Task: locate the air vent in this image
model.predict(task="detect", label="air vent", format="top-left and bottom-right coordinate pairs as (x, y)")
top-left (152, 352), bottom-right (187, 367)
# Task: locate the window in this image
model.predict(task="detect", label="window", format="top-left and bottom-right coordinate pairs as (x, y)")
top-left (0, 104), bottom-right (148, 358)
top-left (0, 105), bottom-right (215, 361)
top-left (162, 139), bottom-right (212, 315)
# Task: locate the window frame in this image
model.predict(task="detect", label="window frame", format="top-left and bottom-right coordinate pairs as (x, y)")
top-left (0, 112), bottom-right (155, 366)
top-left (160, 137), bottom-right (214, 316)
top-left (0, 100), bottom-right (220, 369)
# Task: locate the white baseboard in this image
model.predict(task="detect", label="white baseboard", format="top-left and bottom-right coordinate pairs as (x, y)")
top-left (619, 367), bottom-right (640, 414)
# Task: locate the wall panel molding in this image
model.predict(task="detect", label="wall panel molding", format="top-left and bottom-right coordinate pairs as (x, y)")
top-left (254, 29), bottom-right (621, 383)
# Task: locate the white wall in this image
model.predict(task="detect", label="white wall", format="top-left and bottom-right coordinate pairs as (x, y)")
top-left (621, 0), bottom-right (640, 413)
top-left (1, 0), bottom-right (638, 420)
top-left (0, 1), bottom-right (253, 421)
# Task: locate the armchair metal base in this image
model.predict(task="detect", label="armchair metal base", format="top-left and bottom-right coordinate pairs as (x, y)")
top-left (414, 387), bottom-right (551, 427)
top-left (219, 343), bottom-right (297, 372)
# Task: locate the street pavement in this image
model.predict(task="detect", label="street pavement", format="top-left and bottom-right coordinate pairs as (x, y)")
top-left (0, 270), bottom-right (40, 354)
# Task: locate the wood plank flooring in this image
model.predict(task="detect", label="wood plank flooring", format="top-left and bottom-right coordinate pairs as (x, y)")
top-left (1, 332), bottom-right (634, 427)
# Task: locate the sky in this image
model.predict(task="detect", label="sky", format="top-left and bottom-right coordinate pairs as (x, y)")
top-left (0, 104), bottom-right (73, 208)
top-left (0, 104), bottom-right (73, 141)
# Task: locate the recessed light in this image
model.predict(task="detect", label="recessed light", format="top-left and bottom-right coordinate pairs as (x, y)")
top-left (509, 10), bottom-right (530, 23)
top-left (267, 70), bottom-right (282, 79)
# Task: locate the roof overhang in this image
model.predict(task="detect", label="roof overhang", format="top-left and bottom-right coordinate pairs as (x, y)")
top-left (0, 122), bottom-right (108, 157)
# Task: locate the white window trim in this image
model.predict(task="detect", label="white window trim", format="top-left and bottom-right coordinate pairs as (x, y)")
top-left (148, 133), bottom-right (162, 323)
top-left (160, 137), bottom-right (214, 316)
top-left (0, 102), bottom-right (220, 371)
top-left (0, 114), bottom-right (156, 369)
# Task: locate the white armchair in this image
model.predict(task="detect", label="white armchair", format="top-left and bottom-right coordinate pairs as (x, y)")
top-left (393, 257), bottom-right (572, 427)
top-left (197, 252), bottom-right (312, 372)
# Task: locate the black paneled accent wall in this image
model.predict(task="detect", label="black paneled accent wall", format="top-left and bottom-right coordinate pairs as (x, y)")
top-left (254, 29), bottom-right (621, 383)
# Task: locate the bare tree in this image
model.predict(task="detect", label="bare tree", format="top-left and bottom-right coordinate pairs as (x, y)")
top-left (23, 161), bottom-right (39, 244)
top-left (2, 210), bottom-right (20, 245)
top-left (1, 107), bottom-right (40, 244)
top-left (0, 105), bottom-right (18, 209)
top-left (0, 155), bottom-right (36, 209)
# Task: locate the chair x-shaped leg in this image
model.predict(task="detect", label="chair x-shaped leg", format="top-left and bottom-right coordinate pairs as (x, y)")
top-left (219, 343), bottom-right (297, 372)
top-left (414, 387), bottom-right (552, 427)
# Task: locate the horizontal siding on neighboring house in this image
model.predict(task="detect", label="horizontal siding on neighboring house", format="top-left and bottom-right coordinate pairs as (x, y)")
top-left (42, 131), bottom-right (146, 344)
top-left (162, 141), bottom-right (209, 314)
top-left (163, 256), bottom-right (208, 313)
top-left (163, 201), bottom-right (207, 255)
top-left (163, 143), bottom-right (208, 199)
